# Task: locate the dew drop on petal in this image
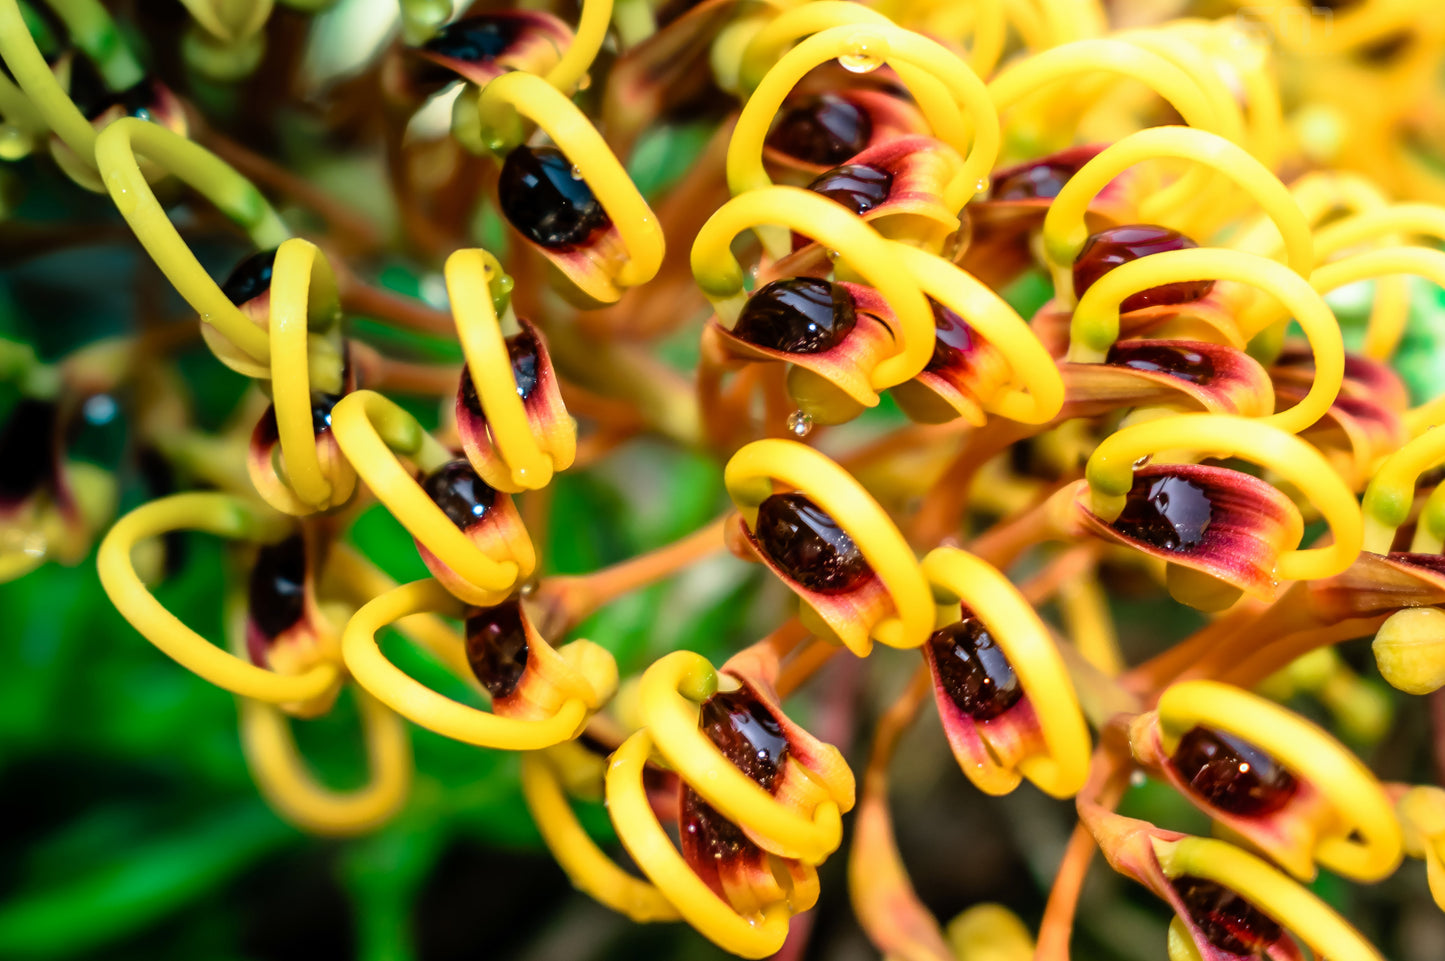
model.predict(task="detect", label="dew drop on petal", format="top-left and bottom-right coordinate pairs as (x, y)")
top-left (569, 165), bottom-right (584, 181)
top-left (787, 410), bottom-right (814, 437)
top-left (1133, 455), bottom-right (1152, 469)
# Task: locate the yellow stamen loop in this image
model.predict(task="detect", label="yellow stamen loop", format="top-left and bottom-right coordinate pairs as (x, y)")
top-left (1361, 425), bottom-right (1445, 554)
top-left (1085, 414), bottom-right (1363, 583)
top-left (97, 493), bottom-right (340, 703)
top-left (638, 650), bottom-right (848, 864)
top-left (1153, 680), bottom-right (1403, 881)
top-left (1296, 247), bottom-right (1445, 363)
top-left (724, 439), bottom-right (933, 654)
top-left (265, 237), bottom-right (348, 513)
top-left (1152, 836), bottom-right (1387, 961)
top-left (1068, 248), bottom-right (1341, 436)
top-left (0, 0), bottom-right (97, 161)
top-left (987, 38), bottom-right (1233, 168)
top-left (1396, 786), bottom-right (1445, 912)
top-left (736, 1), bottom-right (896, 92)
top-left (1044, 127), bottom-right (1314, 305)
top-left (1312, 203), bottom-right (1445, 259)
top-left (330, 390), bottom-right (531, 602)
top-left (606, 729), bottom-right (792, 959)
top-left (727, 22), bottom-right (1000, 216)
top-left (476, 71), bottom-right (662, 294)
top-left (94, 118), bottom-right (289, 376)
top-left (239, 687), bottom-right (412, 836)
top-left (889, 242), bottom-right (1063, 424)
top-left (342, 578), bottom-right (614, 748)
top-left (446, 248), bottom-right (573, 492)
top-left (544, 0), bottom-right (611, 94)
top-left (520, 750), bottom-right (680, 922)
top-left (692, 187), bottom-right (933, 391)
top-left (921, 547), bottom-right (1090, 799)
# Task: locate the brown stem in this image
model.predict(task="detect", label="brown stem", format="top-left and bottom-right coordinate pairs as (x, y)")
top-left (350, 341), bottom-right (459, 395)
top-left (1432, 688), bottom-right (1445, 786)
top-left (1034, 820), bottom-right (1100, 961)
top-left (539, 516), bottom-right (729, 630)
top-left (339, 275), bottom-right (458, 338)
top-left (1217, 617), bottom-right (1384, 690)
top-left (909, 418), bottom-right (1033, 548)
top-left (195, 120), bottom-right (384, 254)
top-left (775, 637), bottom-right (841, 700)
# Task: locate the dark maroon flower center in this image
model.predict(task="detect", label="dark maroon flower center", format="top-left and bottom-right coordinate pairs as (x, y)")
top-left (1113, 474), bottom-right (1212, 552)
top-left (753, 491), bottom-right (870, 594)
top-left (0, 398), bottom-right (59, 504)
top-left (249, 534), bottom-right (307, 640)
top-left (422, 15), bottom-right (521, 64)
top-left (700, 685), bottom-right (790, 789)
top-left (806, 163), bottom-right (892, 215)
top-left (731, 278), bottom-right (857, 354)
top-left (422, 460), bottom-right (499, 530)
top-left (765, 94), bottom-right (871, 166)
top-left (924, 298), bottom-right (977, 373)
top-left (1105, 342), bottom-right (1216, 385)
top-left (498, 145), bottom-right (610, 250)
top-left (991, 158), bottom-right (1086, 201)
top-left (461, 329), bottom-right (541, 418)
top-left (1172, 875), bottom-right (1285, 957)
top-left (464, 601), bottom-right (529, 699)
top-left (255, 392), bottom-right (342, 446)
top-left (1073, 225), bottom-right (1213, 313)
top-left (1171, 726), bottom-right (1298, 817)
top-left (222, 248), bottom-right (279, 307)
top-left (928, 617), bottom-right (1023, 721)
top-left (679, 686), bottom-right (790, 886)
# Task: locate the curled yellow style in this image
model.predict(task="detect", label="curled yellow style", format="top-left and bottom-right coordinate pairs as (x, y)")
top-left (922, 546), bottom-right (1091, 797)
top-left (1084, 413), bottom-right (1363, 582)
top-left (97, 492), bottom-right (341, 704)
top-left (341, 578), bottom-right (616, 748)
top-left (446, 247), bottom-right (576, 492)
top-left (330, 390), bottom-right (533, 604)
top-left (1150, 680), bottom-right (1402, 880)
top-left (725, 439), bottom-right (932, 654)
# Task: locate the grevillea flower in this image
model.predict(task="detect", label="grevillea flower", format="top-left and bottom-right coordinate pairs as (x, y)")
top-left (1268, 348), bottom-right (1409, 490)
top-left (1087, 813), bottom-right (1382, 961)
top-left (794, 134), bottom-right (964, 250)
top-left (462, 597), bottom-right (603, 722)
top-left (245, 531), bottom-right (342, 718)
top-left (1072, 462), bottom-right (1304, 603)
top-left (414, 458), bottom-right (534, 605)
top-left (889, 297), bottom-right (1015, 425)
top-left (1128, 680), bottom-right (1402, 882)
top-left (401, 11), bottom-right (571, 93)
top-left (454, 318), bottom-right (575, 490)
top-left (957, 144), bottom-right (1132, 290)
top-left (1059, 339), bottom-right (1275, 420)
top-left (606, 647), bottom-right (853, 957)
top-left (710, 277), bottom-right (900, 414)
top-left (763, 85), bottom-right (931, 177)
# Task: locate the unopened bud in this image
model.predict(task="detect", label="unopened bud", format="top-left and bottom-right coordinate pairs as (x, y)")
top-left (1372, 607), bottom-right (1445, 695)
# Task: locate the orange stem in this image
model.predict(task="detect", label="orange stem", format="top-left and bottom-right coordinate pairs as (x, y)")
top-left (775, 637), bottom-right (842, 700)
top-left (542, 516), bottom-right (730, 630)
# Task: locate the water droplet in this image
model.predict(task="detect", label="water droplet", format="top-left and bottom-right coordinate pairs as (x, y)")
top-left (1130, 769), bottom-right (1147, 787)
top-left (975, 178), bottom-right (989, 193)
top-left (569, 165), bottom-right (584, 181)
top-left (838, 40), bottom-right (881, 74)
top-left (825, 248), bottom-right (841, 262)
top-left (1133, 455), bottom-right (1152, 469)
top-left (787, 410), bottom-right (814, 437)
top-left (519, 578), bottom-right (539, 597)
top-left (84, 394), bottom-right (118, 424)
top-left (577, 73), bottom-right (592, 91)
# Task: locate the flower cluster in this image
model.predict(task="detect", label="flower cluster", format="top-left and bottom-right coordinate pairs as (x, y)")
top-left (5, 0), bottom-right (1445, 958)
